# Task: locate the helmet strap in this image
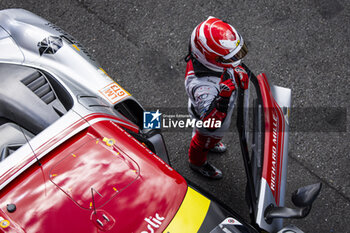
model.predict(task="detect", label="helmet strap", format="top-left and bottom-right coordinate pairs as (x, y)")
top-left (184, 41), bottom-right (192, 62)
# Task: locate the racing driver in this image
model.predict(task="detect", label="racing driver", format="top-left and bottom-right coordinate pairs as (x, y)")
top-left (184, 16), bottom-right (249, 179)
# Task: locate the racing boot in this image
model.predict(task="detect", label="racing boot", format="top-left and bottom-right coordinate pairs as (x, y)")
top-left (210, 142), bottom-right (227, 153)
top-left (189, 161), bottom-right (223, 179)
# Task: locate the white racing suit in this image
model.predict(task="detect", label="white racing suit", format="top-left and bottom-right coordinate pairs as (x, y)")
top-left (185, 57), bottom-right (237, 166)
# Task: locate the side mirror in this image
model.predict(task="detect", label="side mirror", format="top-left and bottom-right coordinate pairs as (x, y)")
top-left (292, 183), bottom-right (322, 207)
top-left (265, 183), bottom-right (322, 222)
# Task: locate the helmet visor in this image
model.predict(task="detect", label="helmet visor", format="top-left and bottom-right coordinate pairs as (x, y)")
top-left (218, 42), bottom-right (248, 63)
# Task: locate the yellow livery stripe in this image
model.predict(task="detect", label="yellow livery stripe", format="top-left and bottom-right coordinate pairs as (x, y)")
top-left (164, 187), bottom-right (210, 233)
top-left (72, 44), bottom-right (80, 51)
top-left (99, 67), bottom-right (110, 77)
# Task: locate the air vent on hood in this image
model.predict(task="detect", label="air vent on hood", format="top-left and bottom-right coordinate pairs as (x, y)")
top-left (22, 71), bottom-right (56, 104)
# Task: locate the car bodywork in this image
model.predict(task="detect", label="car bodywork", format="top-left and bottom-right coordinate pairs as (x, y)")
top-left (0, 9), bottom-right (320, 233)
top-left (0, 9), bottom-right (258, 233)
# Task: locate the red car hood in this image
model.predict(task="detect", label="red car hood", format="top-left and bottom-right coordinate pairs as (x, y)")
top-left (0, 119), bottom-right (187, 232)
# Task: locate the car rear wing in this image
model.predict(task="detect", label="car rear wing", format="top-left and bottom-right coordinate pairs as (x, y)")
top-left (236, 64), bottom-right (321, 233)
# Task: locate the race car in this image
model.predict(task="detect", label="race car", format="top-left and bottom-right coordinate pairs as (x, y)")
top-left (0, 9), bottom-right (320, 233)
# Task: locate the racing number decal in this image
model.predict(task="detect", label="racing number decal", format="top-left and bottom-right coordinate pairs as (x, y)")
top-left (99, 82), bottom-right (130, 104)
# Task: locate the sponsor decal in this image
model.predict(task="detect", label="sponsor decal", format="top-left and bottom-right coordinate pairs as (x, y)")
top-left (210, 217), bottom-right (243, 233)
top-left (45, 22), bottom-right (96, 61)
top-left (99, 82), bottom-right (130, 104)
top-left (37, 36), bottom-right (63, 56)
top-left (258, 73), bottom-right (286, 205)
top-left (141, 213), bottom-right (165, 233)
top-left (267, 101), bottom-right (285, 204)
top-left (270, 113), bottom-right (278, 192)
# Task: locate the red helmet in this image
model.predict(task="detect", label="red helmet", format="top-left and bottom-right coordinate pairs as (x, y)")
top-left (190, 16), bottom-right (248, 71)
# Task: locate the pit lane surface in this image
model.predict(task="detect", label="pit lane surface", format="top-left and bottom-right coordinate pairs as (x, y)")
top-left (1, 1), bottom-right (349, 232)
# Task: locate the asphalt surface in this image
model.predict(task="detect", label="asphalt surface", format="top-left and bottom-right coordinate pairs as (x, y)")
top-left (1, 0), bottom-right (349, 232)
